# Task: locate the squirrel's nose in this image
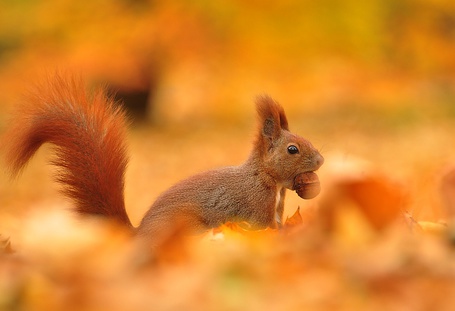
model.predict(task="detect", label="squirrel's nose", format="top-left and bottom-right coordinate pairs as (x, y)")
top-left (313, 153), bottom-right (324, 170)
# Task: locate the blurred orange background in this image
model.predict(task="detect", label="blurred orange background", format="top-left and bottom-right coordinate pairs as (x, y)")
top-left (2, 2), bottom-right (455, 310)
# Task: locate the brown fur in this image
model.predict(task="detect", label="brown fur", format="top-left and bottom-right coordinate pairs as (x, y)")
top-left (2, 75), bottom-right (131, 227)
top-left (2, 75), bottom-right (324, 246)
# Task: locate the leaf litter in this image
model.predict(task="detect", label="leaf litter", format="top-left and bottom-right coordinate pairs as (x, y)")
top-left (1, 155), bottom-right (455, 311)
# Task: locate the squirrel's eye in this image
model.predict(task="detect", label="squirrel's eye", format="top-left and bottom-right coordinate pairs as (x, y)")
top-left (287, 145), bottom-right (299, 154)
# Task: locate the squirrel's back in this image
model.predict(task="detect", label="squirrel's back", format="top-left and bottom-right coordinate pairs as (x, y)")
top-left (2, 75), bottom-right (132, 227)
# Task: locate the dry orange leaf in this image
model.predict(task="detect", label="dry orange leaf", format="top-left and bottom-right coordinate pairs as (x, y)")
top-left (211, 222), bottom-right (277, 240)
top-left (319, 161), bottom-right (409, 233)
top-left (417, 221), bottom-right (448, 236)
top-left (0, 235), bottom-right (14, 254)
top-left (283, 207), bottom-right (304, 229)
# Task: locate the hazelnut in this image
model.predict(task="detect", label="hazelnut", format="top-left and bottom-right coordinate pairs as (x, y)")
top-left (293, 172), bottom-right (321, 199)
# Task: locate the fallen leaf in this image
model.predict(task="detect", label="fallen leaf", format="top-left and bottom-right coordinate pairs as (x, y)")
top-left (318, 158), bottom-right (409, 232)
top-left (0, 235), bottom-right (14, 254)
top-left (284, 207), bottom-right (303, 228)
top-left (417, 221), bottom-right (448, 236)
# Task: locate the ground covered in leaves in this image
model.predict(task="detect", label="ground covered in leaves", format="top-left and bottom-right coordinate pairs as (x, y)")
top-left (1, 123), bottom-right (455, 311)
top-left (0, 203), bottom-right (454, 311)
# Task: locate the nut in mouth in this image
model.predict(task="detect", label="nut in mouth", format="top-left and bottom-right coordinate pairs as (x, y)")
top-left (293, 171), bottom-right (321, 199)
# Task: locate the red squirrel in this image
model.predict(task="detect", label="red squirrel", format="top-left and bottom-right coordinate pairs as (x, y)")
top-left (2, 75), bottom-right (324, 245)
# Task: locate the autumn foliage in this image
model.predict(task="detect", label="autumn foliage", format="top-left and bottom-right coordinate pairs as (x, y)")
top-left (1, 157), bottom-right (455, 310)
top-left (2, 1), bottom-right (455, 310)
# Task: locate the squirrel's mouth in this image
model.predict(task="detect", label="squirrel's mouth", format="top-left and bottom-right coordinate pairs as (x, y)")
top-left (292, 171), bottom-right (321, 199)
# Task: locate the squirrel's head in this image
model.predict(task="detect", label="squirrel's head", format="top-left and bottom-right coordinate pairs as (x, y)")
top-left (254, 95), bottom-right (324, 191)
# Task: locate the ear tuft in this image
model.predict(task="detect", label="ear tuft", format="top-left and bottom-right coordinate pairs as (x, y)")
top-left (255, 95), bottom-right (289, 138)
top-left (254, 95), bottom-right (289, 154)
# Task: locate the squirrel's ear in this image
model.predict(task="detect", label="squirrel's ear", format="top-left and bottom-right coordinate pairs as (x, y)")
top-left (256, 95), bottom-right (289, 140)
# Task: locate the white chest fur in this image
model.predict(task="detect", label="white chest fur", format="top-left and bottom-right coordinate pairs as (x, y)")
top-left (274, 186), bottom-right (283, 224)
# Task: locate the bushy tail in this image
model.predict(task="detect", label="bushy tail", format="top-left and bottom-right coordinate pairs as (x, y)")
top-left (2, 75), bottom-right (132, 227)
